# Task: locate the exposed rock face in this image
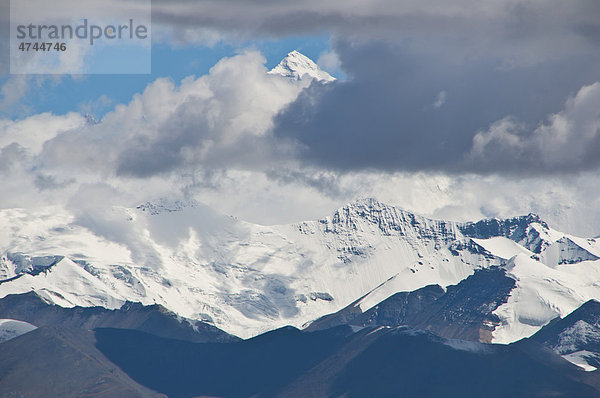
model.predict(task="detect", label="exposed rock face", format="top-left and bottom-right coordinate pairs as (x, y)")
top-left (539, 237), bottom-right (600, 266)
top-left (1, 197), bottom-right (599, 340)
top-left (406, 268), bottom-right (517, 342)
top-left (308, 268), bottom-right (516, 343)
top-left (306, 284), bottom-right (445, 332)
top-left (532, 300), bottom-right (600, 370)
top-left (459, 213), bottom-right (550, 253)
top-left (0, 253), bottom-right (64, 282)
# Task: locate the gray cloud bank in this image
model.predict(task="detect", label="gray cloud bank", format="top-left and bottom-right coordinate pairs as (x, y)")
top-left (271, 40), bottom-right (600, 174)
top-left (151, 0), bottom-right (600, 175)
top-left (152, 0), bottom-right (600, 57)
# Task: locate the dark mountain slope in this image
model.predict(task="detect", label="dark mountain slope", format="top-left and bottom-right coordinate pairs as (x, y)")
top-left (279, 327), bottom-right (600, 398)
top-left (307, 267), bottom-right (515, 342)
top-left (306, 283), bottom-right (444, 331)
top-left (0, 326), bottom-right (164, 398)
top-left (531, 299), bottom-right (600, 368)
top-left (0, 291), bottom-right (237, 343)
top-left (94, 326), bottom-right (353, 398)
top-left (93, 325), bottom-right (600, 398)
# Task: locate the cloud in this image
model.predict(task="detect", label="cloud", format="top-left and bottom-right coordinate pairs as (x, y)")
top-left (432, 91), bottom-right (446, 109)
top-left (147, 1), bottom-right (600, 177)
top-left (316, 50), bottom-right (341, 75)
top-left (2, 46), bottom-right (600, 238)
top-left (34, 50), bottom-right (305, 180)
top-left (0, 143), bottom-right (27, 173)
top-left (14, 50), bottom-right (310, 215)
top-left (113, 51), bottom-right (302, 177)
top-left (78, 95), bottom-right (113, 119)
top-left (468, 82), bottom-right (600, 173)
top-left (185, 168), bottom-right (600, 237)
top-left (0, 0), bottom-right (9, 75)
top-left (0, 112), bottom-right (84, 153)
top-left (0, 51), bottom-right (313, 218)
top-left (0, 112), bottom-right (85, 208)
top-left (271, 39), bottom-right (600, 174)
top-left (151, 0), bottom-right (600, 67)
top-left (0, 76), bottom-right (32, 115)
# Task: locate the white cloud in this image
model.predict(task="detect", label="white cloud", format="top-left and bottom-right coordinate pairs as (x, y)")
top-left (78, 94), bottom-right (112, 118)
top-left (180, 168), bottom-right (600, 237)
top-left (0, 112), bottom-right (84, 153)
top-left (0, 76), bottom-right (31, 113)
top-left (0, 50), bottom-right (309, 215)
top-left (469, 82), bottom-right (600, 172)
top-left (37, 50), bottom-right (305, 179)
top-left (2, 50), bottom-right (600, 238)
top-left (432, 90), bottom-right (446, 108)
top-left (317, 50), bottom-right (341, 76)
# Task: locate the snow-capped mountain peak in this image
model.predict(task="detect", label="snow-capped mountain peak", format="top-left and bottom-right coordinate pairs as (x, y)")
top-left (2, 198), bottom-right (600, 342)
top-left (268, 50), bottom-right (335, 82)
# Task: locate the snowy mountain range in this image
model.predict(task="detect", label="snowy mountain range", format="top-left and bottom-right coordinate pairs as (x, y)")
top-left (2, 53), bottom-right (600, 391)
top-left (2, 45), bottom-right (599, 396)
top-left (1, 197), bottom-right (600, 350)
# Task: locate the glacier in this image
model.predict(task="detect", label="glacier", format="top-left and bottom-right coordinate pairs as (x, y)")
top-left (1, 198), bottom-right (600, 341)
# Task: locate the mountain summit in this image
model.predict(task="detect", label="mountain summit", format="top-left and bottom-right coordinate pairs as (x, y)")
top-left (268, 50), bottom-right (335, 82)
top-left (1, 199), bottom-right (600, 341)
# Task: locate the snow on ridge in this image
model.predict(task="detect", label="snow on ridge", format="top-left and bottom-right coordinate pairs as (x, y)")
top-left (491, 253), bottom-right (600, 344)
top-left (553, 320), bottom-right (600, 355)
top-left (317, 199), bottom-right (600, 346)
top-left (562, 351), bottom-right (599, 372)
top-left (321, 197), bottom-right (462, 240)
top-left (0, 319), bottom-right (37, 343)
top-left (136, 198), bottom-right (202, 215)
top-left (471, 237), bottom-right (533, 260)
top-left (268, 50), bottom-right (335, 82)
top-left (1, 198), bottom-right (600, 341)
top-left (0, 199), bottom-right (501, 338)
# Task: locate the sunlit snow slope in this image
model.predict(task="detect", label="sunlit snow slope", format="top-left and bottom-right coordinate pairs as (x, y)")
top-left (0, 319), bottom-right (37, 343)
top-left (268, 50), bottom-right (335, 82)
top-left (1, 198), bottom-right (599, 341)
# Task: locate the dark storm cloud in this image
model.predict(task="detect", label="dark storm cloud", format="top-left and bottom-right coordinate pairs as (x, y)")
top-left (151, 0), bottom-right (600, 61)
top-left (271, 39), bottom-right (600, 174)
top-left (147, 0), bottom-right (600, 174)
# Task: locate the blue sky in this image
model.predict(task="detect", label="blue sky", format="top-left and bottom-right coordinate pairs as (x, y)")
top-left (0, 34), bottom-right (334, 119)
